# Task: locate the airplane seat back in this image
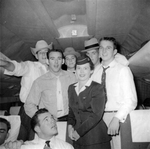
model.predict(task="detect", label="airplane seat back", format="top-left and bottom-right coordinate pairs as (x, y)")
top-left (120, 110), bottom-right (150, 149)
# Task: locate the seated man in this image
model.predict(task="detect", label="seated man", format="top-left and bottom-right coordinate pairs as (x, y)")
top-left (21, 108), bottom-right (74, 149)
top-left (0, 118), bottom-right (10, 146)
top-left (0, 116), bottom-right (22, 149)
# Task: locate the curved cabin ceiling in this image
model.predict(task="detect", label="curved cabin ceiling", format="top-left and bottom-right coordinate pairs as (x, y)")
top-left (0, 0), bottom-right (150, 97)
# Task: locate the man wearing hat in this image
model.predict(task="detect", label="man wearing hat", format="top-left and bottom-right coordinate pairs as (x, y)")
top-left (0, 40), bottom-right (52, 141)
top-left (82, 38), bottom-right (102, 83)
top-left (63, 47), bottom-right (80, 73)
top-left (0, 40), bottom-right (52, 103)
top-left (82, 37), bottom-right (129, 83)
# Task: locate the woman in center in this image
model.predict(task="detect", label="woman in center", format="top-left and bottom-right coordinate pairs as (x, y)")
top-left (68, 55), bottom-right (111, 149)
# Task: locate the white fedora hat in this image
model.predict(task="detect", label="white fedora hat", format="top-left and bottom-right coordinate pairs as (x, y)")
top-left (30, 40), bottom-right (53, 56)
top-left (82, 38), bottom-right (99, 52)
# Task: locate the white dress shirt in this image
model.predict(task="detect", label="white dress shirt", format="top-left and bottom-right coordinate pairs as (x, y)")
top-left (90, 63), bottom-right (101, 84)
top-left (101, 60), bottom-right (137, 122)
top-left (91, 53), bottom-right (129, 84)
top-left (4, 60), bottom-right (48, 103)
top-left (24, 70), bottom-right (76, 118)
top-left (21, 134), bottom-right (74, 149)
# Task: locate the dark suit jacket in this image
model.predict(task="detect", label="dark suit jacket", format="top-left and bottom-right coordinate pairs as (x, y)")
top-left (68, 81), bottom-right (111, 146)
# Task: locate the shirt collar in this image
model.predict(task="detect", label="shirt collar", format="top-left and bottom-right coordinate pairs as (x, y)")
top-left (94, 63), bottom-right (101, 71)
top-left (102, 59), bottom-right (117, 68)
top-left (74, 78), bottom-right (92, 87)
top-left (35, 134), bottom-right (55, 144)
top-left (74, 78), bottom-right (92, 95)
top-left (47, 69), bottom-right (65, 78)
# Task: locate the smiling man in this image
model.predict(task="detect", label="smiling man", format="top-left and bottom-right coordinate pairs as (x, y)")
top-left (24, 49), bottom-right (76, 120)
top-left (0, 40), bottom-right (52, 141)
top-left (82, 37), bottom-right (129, 84)
top-left (21, 108), bottom-right (74, 149)
top-left (0, 40), bottom-right (52, 104)
top-left (99, 37), bottom-right (137, 149)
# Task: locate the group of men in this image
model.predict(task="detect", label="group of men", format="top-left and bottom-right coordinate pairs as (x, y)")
top-left (0, 36), bottom-right (137, 149)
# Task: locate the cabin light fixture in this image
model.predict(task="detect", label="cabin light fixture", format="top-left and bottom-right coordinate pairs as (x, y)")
top-left (71, 29), bottom-right (77, 36)
top-left (58, 24), bottom-right (89, 38)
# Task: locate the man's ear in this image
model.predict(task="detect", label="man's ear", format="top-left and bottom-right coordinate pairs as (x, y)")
top-left (64, 59), bottom-right (67, 65)
top-left (6, 131), bottom-right (10, 140)
top-left (34, 125), bottom-right (40, 134)
top-left (113, 49), bottom-right (117, 55)
top-left (98, 50), bottom-right (101, 58)
top-left (35, 54), bottom-right (38, 60)
top-left (62, 59), bottom-right (64, 64)
top-left (99, 54), bottom-right (101, 58)
top-left (90, 70), bottom-right (94, 75)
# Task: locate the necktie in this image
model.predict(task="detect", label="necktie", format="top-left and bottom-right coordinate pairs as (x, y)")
top-left (56, 77), bottom-right (64, 117)
top-left (44, 140), bottom-right (51, 149)
top-left (101, 66), bottom-right (109, 100)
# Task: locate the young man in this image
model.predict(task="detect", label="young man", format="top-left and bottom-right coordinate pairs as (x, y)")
top-left (0, 40), bottom-right (52, 141)
top-left (0, 40), bottom-right (52, 103)
top-left (63, 47), bottom-right (80, 73)
top-left (0, 118), bottom-right (10, 146)
top-left (99, 37), bottom-right (137, 149)
top-left (24, 49), bottom-right (76, 119)
top-left (82, 37), bottom-right (129, 83)
top-left (21, 108), bottom-right (74, 149)
top-left (82, 38), bottom-right (100, 68)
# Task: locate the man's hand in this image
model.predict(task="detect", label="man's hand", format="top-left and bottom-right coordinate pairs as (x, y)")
top-left (72, 130), bottom-right (80, 141)
top-left (4, 140), bottom-right (23, 149)
top-left (68, 125), bottom-right (75, 140)
top-left (68, 125), bottom-right (80, 141)
top-left (108, 117), bottom-right (120, 136)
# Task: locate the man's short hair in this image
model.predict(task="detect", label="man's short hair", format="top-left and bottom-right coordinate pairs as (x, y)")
top-left (31, 108), bottom-right (49, 133)
top-left (47, 49), bottom-right (64, 59)
top-left (99, 37), bottom-right (118, 50)
top-left (0, 118), bottom-right (11, 132)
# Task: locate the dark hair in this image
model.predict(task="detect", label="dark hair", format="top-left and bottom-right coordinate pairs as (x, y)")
top-left (99, 37), bottom-right (118, 50)
top-left (75, 55), bottom-right (94, 71)
top-left (0, 118), bottom-right (11, 132)
top-left (47, 49), bottom-right (64, 59)
top-left (31, 108), bottom-right (49, 133)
